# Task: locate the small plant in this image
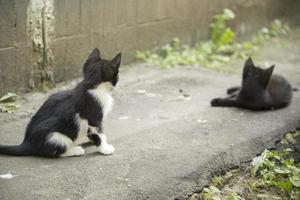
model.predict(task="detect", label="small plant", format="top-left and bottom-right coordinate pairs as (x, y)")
top-left (189, 131), bottom-right (300, 199)
top-left (0, 92), bottom-right (18, 113)
top-left (227, 192), bottom-right (242, 200)
top-left (136, 8), bottom-right (289, 69)
top-left (269, 19), bottom-right (289, 36)
top-left (211, 176), bottom-right (224, 187)
top-left (210, 8), bottom-right (235, 51)
top-left (201, 186), bottom-right (221, 200)
top-left (250, 148), bottom-right (300, 199)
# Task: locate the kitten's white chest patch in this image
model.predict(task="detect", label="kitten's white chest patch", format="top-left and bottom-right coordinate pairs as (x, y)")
top-left (88, 82), bottom-right (114, 117)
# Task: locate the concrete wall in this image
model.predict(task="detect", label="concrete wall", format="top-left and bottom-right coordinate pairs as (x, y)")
top-left (0, 0), bottom-right (299, 95)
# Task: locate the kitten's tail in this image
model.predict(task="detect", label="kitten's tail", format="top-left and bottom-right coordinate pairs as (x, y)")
top-left (0, 143), bottom-right (31, 156)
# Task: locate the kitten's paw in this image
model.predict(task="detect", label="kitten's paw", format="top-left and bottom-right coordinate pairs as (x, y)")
top-left (227, 86), bottom-right (240, 94)
top-left (73, 146), bottom-right (85, 156)
top-left (210, 98), bottom-right (221, 106)
top-left (61, 146), bottom-right (85, 157)
top-left (98, 144), bottom-right (115, 155)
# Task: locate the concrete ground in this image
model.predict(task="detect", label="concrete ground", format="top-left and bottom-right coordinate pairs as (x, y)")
top-left (1, 31), bottom-right (300, 200)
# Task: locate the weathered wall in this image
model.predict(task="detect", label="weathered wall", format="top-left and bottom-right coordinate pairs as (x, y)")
top-left (0, 0), bottom-right (299, 95)
top-left (0, 0), bottom-right (33, 95)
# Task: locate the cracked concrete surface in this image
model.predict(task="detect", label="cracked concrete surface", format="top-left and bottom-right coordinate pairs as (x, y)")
top-left (0, 31), bottom-right (300, 200)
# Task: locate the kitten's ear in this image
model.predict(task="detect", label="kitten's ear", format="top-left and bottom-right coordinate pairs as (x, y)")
top-left (111, 53), bottom-right (121, 69)
top-left (243, 57), bottom-right (255, 73)
top-left (83, 48), bottom-right (101, 74)
top-left (261, 65), bottom-right (275, 87)
top-left (242, 57), bottom-right (255, 79)
top-left (88, 48), bottom-right (101, 60)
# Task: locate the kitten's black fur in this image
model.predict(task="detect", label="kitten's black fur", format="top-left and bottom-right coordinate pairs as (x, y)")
top-left (0, 48), bottom-right (121, 157)
top-left (211, 57), bottom-right (293, 110)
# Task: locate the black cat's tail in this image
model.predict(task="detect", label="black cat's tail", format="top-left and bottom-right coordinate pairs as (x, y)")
top-left (0, 143), bottom-right (31, 156)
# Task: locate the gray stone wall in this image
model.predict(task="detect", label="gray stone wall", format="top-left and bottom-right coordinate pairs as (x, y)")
top-left (0, 0), bottom-right (299, 95)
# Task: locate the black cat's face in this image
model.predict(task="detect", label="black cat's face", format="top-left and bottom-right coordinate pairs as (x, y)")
top-left (242, 57), bottom-right (274, 89)
top-left (83, 48), bottom-right (121, 89)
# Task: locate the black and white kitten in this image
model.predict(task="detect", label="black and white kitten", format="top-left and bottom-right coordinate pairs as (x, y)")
top-left (211, 57), bottom-right (293, 110)
top-left (0, 48), bottom-right (121, 157)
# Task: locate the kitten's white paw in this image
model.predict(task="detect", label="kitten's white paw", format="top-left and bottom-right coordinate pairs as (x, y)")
top-left (61, 146), bottom-right (85, 157)
top-left (73, 146), bottom-right (85, 156)
top-left (98, 144), bottom-right (115, 155)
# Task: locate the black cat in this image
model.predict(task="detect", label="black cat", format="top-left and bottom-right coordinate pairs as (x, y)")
top-left (0, 48), bottom-right (121, 157)
top-left (211, 57), bottom-right (294, 110)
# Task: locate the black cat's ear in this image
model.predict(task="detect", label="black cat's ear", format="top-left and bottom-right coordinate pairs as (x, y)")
top-left (261, 65), bottom-right (275, 87)
top-left (243, 57), bottom-right (255, 72)
top-left (83, 48), bottom-right (101, 74)
top-left (88, 48), bottom-right (101, 60)
top-left (242, 57), bottom-right (255, 79)
top-left (111, 53), bottom-right (121, 69)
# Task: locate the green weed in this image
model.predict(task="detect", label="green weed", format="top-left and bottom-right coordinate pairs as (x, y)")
top-left (0, 92), bottom-right (17, 113)
top-left (251, 148), bottom-right (300, 199)
top-left (190, 131), bottom-right (300, 200)
top-left (136, 9), bottom-right (289, 70)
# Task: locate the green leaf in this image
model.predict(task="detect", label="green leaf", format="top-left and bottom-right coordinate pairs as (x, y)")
top-left (274, 167), bottom-right (291, 174)
top-left (0, 92), bottom-right (17, 103)
top-left (209, 185), bottom-right (221, 194)
top-left (256, 194), bottom-right (281, 200)
top-left (223, 9), bottom-right (235, 19)
top-left (202, 187), bottom-right (214, 200)
top-left (227, 192), bottom-right (241, 200)
top-left (219, 28), bottom-right (235, 46)
top-left (284, 148), bottom-right (293, 152)
top-left (290, 175), bottom-right (300, 187)
top-left (291, 189), bottom-right (300, 199)
top-left (251, 149), bottom-right (270, 176)
top-left (275, 181), bottom-right (293, 192)
top-left (0, 102), bottom-right (17, 113)
top-left (211, 176), bottom-right (223, 187)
